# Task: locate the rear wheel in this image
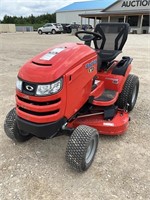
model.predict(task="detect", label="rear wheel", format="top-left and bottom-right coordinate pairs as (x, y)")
top-left (4, 108), bottom-right (32, 142)
top-left (51, 29), bottom-right (56, 34)
top-left (66, 125), bottom-right (99, 172)
top-left (117, 74), bottom-right (139, 111)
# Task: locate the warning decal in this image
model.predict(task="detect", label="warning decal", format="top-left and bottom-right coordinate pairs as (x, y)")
top-left (40, 47), bottom-right (65, 60)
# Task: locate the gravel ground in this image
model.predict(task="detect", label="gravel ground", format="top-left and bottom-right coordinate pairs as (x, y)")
top-left (0, 32), bottom-right (150, 200)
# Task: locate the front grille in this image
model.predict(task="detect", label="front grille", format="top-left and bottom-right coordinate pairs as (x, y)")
top-left (17, 78), bottom-right (62, 118)
top-left (17, 95), bottom-right (61, 106)
top-left (18, 106), bottom-right (60, 116)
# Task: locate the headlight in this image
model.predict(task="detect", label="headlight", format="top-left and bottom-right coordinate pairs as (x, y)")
top-left (16, 78), bottom-right (22, 91)
top-left (36, 78), bottom-right (63, 96)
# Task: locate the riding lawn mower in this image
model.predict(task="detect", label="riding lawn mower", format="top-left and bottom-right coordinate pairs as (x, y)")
top-left (4, 23), bottom-right (139, 172)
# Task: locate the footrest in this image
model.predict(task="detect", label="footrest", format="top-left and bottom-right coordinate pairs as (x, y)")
top-left (93, 89), bottom-right (119, 106)
top-left (95, 90), bottom-right (116, 102)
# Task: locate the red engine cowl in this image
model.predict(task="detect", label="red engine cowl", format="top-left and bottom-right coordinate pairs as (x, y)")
top-left (18, 43), bottom-right (97, 83)
top-left (16, 43), bottom-right (98, 123)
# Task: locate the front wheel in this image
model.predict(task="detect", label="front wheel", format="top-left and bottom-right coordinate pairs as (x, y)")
top-left (4, 108), bottom-right (32, 142)
top-left (66, 125), bottom-right (99, 172)
top-left (38, 30), bottom-right (42, 35)
top-left (116, 74), bottom-right (139, 111)
top-left (51, 29), bottom-right (56, 34)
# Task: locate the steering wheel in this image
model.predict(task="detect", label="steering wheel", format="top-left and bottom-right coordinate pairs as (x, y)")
top-left (75, 31), bottom-right (102, 42)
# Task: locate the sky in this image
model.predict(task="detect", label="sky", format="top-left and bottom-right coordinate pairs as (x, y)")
top-left (0, 0), bottom-right (91, 20)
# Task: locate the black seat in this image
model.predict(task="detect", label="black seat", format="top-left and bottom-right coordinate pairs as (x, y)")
top-left (93, 23), bottom-right (129, 69)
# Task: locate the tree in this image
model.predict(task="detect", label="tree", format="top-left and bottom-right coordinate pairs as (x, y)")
top-left (1, 13), bottom-right (56, 24)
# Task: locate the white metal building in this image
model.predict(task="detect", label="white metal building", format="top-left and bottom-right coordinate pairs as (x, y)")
top-left (56, 0), bottom-right (116, 24)
top-left (56, 0), bottom-right (150, 33)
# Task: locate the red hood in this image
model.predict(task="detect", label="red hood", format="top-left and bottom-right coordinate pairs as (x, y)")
top-left (18, 43), bottom-right (96, 83)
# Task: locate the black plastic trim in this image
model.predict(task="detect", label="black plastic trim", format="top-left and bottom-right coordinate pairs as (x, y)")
top-left (104, 105), bottom-right (117, 120)
top-left (112, 56), bottom-right (133, 76)
top-left (16, 116), bottom-right (67, 139)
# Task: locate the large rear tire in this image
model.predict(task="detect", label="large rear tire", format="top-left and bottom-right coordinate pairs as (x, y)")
top-left (4, 108), bottom-right (32, 142)
top-left (66, 125), bottom-right (99, 172)
top-left (117, 74), bottom-right (139, 111)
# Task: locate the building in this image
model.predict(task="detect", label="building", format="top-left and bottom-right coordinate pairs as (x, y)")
top-left (56, 0), bottom-right (150, 34)
top-left (0, 24), bottom-right (16, 33)
top-left (16, 26), bottom-right (33, 32)
top-left (56, 0), bottom-right (116, 25)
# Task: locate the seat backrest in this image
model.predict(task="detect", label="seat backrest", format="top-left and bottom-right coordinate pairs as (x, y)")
top-left (94, 23), bottom-right (129, 51)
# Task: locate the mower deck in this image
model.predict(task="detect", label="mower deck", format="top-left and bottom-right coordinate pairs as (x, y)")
top-left (68, 110), bottom-right (129, 135)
